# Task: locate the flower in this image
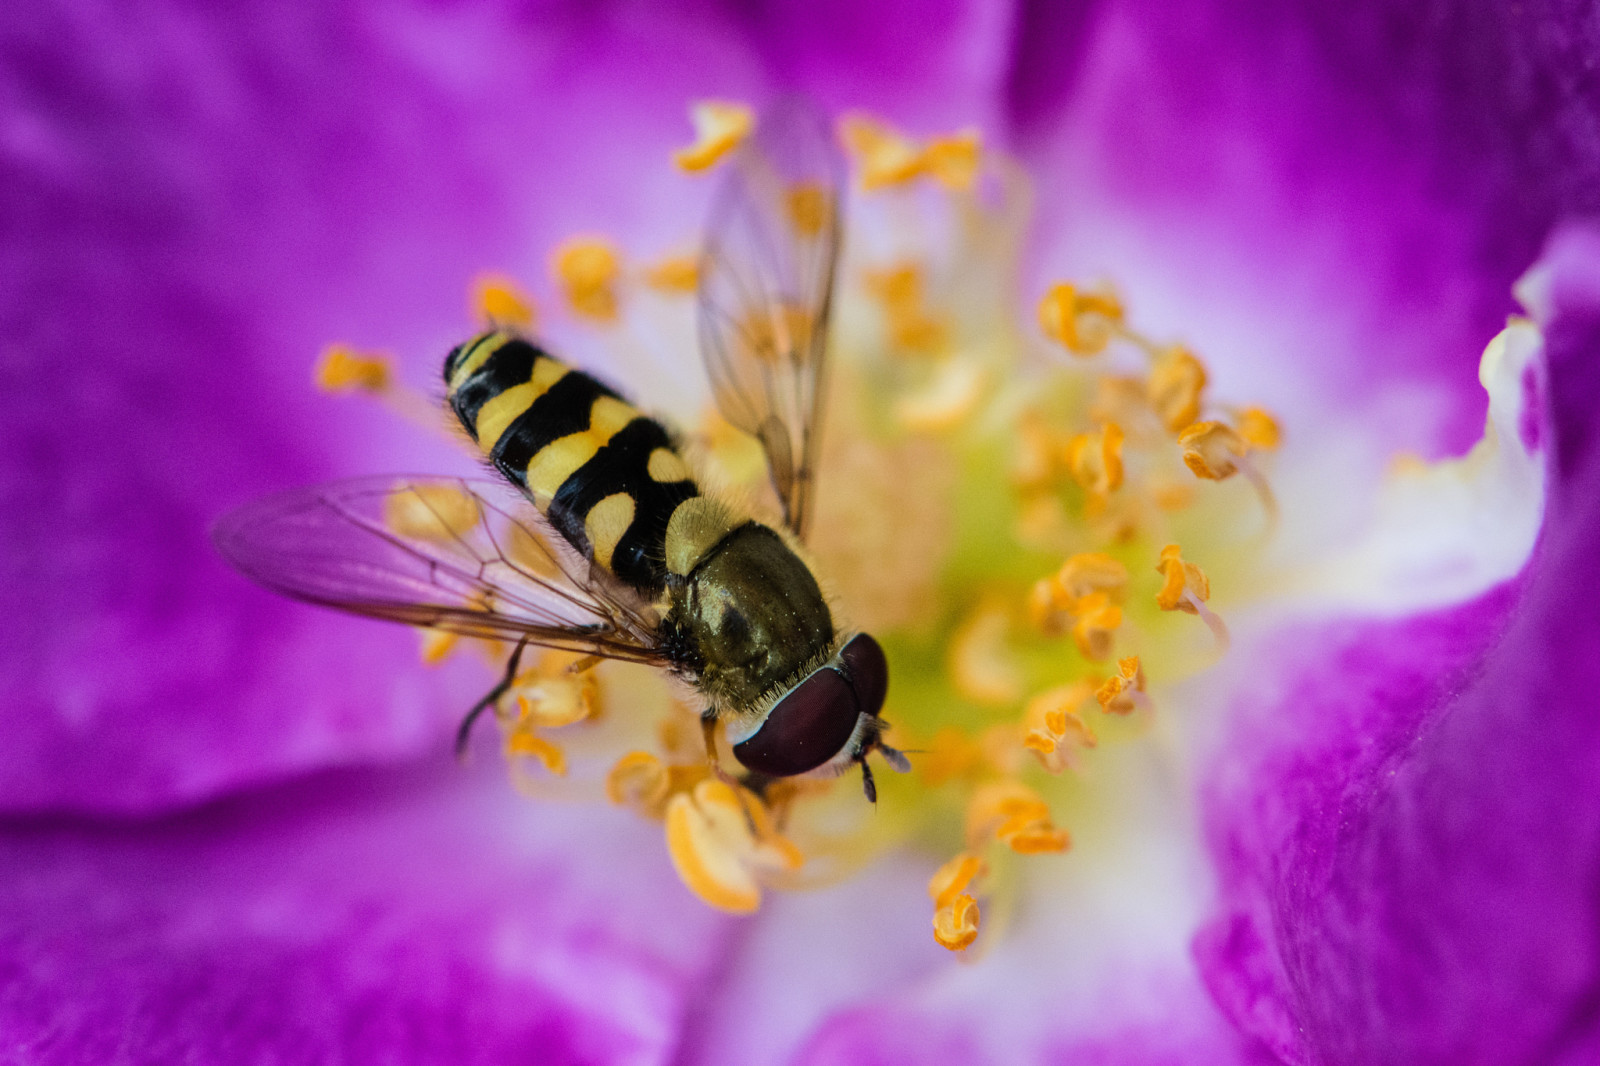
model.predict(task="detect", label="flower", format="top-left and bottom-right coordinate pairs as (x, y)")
top-left (4, 3), bottom-right (1598, 1065)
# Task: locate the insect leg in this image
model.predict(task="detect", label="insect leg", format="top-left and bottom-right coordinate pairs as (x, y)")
top-left (455, 636), bottom-right (531, 759)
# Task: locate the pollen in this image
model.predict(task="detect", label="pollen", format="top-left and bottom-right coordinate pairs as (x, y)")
top-left (1178, 420), bottom-right (1246, 480)
top-left (472, 274), bottom-right (536, 330)
top-left (839, 115), bottom-right (926, 190)
top-left (643, 254), bottom-right (699, 294)
top-left (664, 779), bottom-right (802, 914)
top-left (1095, 656), bottom-right (1147, 716)
top-left (1155, 544), bottom-right (1211, 613)
top-left (964, 780), bottom-right (1070, 854)
top-left (1236, 406), bottom-right (1282, 450)
top-left (1038, 283), bottom-right (1123, 356)
top-left (1147, 345), bottom-right (1208, 432)
top-left (673, 101), bottom-right (754, 172)
top-left (928, 851), bottom-right (986, 909)
top-left (922, 130), bottom-right (981, 191)
top-left (948, 600), bottom-right (1026, 706)
top-left (933, 893), bottom-right (981, 951)
top-left (551, 237), bottom-right (622, 322)
top-left (506, 730), bottom-right (567, 776)
top-left (786, 183), bottom-right (835, 239)
top-left (1067, 422), bottom-right (1125, 495)
top-left (314, 344), bottom-right (391, 392)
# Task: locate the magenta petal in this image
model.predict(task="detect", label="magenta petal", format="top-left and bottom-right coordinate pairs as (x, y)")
top-left (1197, 225), bottom-right (1600, 1064)
top-left (0, 758), bottom-right (730, 1064)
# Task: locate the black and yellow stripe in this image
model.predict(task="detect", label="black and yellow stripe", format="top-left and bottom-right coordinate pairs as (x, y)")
top-left (445, 331), bottom-right (701, 592)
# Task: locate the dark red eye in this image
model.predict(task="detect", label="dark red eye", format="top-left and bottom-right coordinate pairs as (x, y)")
top-left (733, 667), bottom-right (859, 776)
top-left (839, 633), bottom-right (888, 717)
top-left (732, 633), bottom-right (891, 778)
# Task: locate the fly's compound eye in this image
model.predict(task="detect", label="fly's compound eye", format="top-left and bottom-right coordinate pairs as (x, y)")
top-left (732, 633), bottom-right (890, 778)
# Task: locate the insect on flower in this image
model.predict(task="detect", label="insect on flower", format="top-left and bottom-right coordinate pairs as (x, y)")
top-left (213, 99), bottom-right (912, 802)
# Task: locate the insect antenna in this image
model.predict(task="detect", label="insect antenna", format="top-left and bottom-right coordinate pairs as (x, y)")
top-left (455, 636), bottom-right (531, 759)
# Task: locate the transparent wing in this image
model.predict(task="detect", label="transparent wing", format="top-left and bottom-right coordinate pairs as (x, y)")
top-left (212, 476), bottom-right (667, 664)
top-left (698, 96), bottom-right (844, 541)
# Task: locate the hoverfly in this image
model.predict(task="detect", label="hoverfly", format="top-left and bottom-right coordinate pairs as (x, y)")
top-left (214, 99), bottom-right (910, 801)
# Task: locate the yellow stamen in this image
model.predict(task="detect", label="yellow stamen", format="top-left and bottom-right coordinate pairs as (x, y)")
top-left (922, 130), bottom-right (982, 191)
top-left (1147, 345), bottom-right (1208, 432)
top-left (1022, 683), bottom-right (1097, 773)
top-left (865, 262), bottom-right (949, 357)
top-left (1178, 420), bottom-right (1246, 480)
top-left (551, 237), bottom-right (622, 321)
top-left (1067, 422), bottom-right (1125, 495)
top-left (933, 893), bottom-right (981, 951)
top-left (664, 779), bottom-right (802, 914)
top-left (472, 274), bottom-right (536, 330)
top-left (383, 482), bottom-right (482, 542)
top-left (506, 730), bottom-right (567, 775)
top-left (1236, 406), bottom-right (1282, 450)
top-left (1095, 656), bottom-right (1146, 716)
top-left (1070, 591), bottom-right (1122, 662)
top-left (948, 600), bottom-right (1025, 706)
top-left (606, 751), bottom-right (671, 814)
top-left (928, 851), bottom-right (986, 909)
top-left (839, 115), bottom-right (926, 190)
top-left (314, 344), bottom-right (391, 392)
top-left (1155, 544), bottom-right (1211, 613)
top-left (673, 101), bottom-right (754, 172)
top-left (418, 628), bottom-right (459, 665)
top-left (1002, 820), bottom-right (1071, 854)
top-left (1038, 283), bottom-right (1123, 356)
top-left (786, 183), bottom-right (834, 239)
top-left (643, 254), bottom-right (699, 295)
top-left (1052, 552), bottom-right (1129, 612)
top-left (894, 358), bottom-right (989, 431)
top-left (915, 727), bottom-right (987, 787)
top-left (965, 780), bottom-right (1054, 846)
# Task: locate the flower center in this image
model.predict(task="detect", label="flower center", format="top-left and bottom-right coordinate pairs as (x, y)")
top-left (315, 104), bottom-right (1285, 954)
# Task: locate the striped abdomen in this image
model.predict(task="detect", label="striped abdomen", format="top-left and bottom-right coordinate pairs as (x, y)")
top-left (445, 331), bottom-right (700, 593)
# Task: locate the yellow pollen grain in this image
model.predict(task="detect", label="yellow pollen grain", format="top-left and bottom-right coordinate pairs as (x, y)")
top-left (315, 344), bottom-right (391, 393)
top-left (948, 601), bottom-right (1025, 707)
top-left (383, 482), bottom-right (482, 542)
top-left (551, 237), bottom-right (622, 322)
top-left (928, 852), bottom-right (986, 909)
top-left (643, 254), bottom-right (699, 295)
top-left (674, 101), bottom-right (754, 172)
top-left (507, 730), bottom-right (567, 775)
top-left (606, 751), bottom-right (671, 813)
top-left (664, 779), bottom-right (801, 914)
top-left (786, 183), bottom-right (834, 238)
top-left (1038, 282), bottom-right (1123, 356)
top-left (1147, 345), bottom-right (1208, 432)
top-left (1178, 420), bottom-right (1245, 480)
top-left (922, 129), bottom-right (981, 191)
top-left (584, 492), bottom-right (636, 571)
top-left (934, 893), bottom-right (981, 951)
top-left (1155, 544), bottom-right (1210, 613)
top-left (1067, 422), bottom-right (1125, 495)
top-left (472, 274), bottom-right (536, 329)
top-left (839, 114), bottom-right (926, 190)
top-left (1236, 407), bottom-right (1282, 450)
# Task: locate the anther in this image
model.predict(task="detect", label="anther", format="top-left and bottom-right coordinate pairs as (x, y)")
top-left (673, 101), bottom-right (754, 172)
top-left (418, 628), bottom-right (459, 665)
top-left (1095, 656), bottom-right (1148, 716)
top-left (315, 344), bottom-right (391, 392)
top-left (839, 115), bottom-right (926, 190)
top-left (551, 237), bottom-right (622, 322)
top-left (664, 779), bottom-right (802, 914)
top-left (1156, 545), bottom-right (1230, 648)
top-left (1023, 683), bottom-right (1097, 773)
top-left (1038, 283), bottom-right (1123, 356)
top-left (506, 730), bottom-right (567, 776)
top-left (1235, 407), bottom-right (1282, 451)
top-left (1071, 592), bottom-right (1122, 662)
top-left (643, 254), bottom-right (699, 295)
top-left (785, 184), bottom-right (834, 239)
top-left (928, 851), bottom-right (986, 909)
top-left (1177, 421), bottom-right (1279, 523)
top-left (1067, 422), bottom-right (1125, 495)
top-left (922, 130), bottom-right (981, 191)
top-left (383, 482), bottom-right (482, 542)
top-left (1147, 345), bottom-right (1208, 432)
top-left (472, 274), bottom-right (536, 330)
top-left (933, 893), bottom-right (981, 951)
top-left (948, 601), bottom-right (1025, 706)
top-left (606, 751), bottom-right (672, 815)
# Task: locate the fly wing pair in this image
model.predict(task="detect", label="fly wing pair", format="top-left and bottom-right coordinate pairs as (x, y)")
top-left (213, 99), bottom-right (845, 665)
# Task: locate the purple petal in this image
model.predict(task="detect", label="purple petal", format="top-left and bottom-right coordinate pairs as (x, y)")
top-left (1196, 224), bottom-right (1600, 1064)
top-left (1, 1), bottom-right (1016, 815)
top-left (1005, 0), bottom-right (1600, 456)
top-left (0, 756), bottom-right (730, 1064)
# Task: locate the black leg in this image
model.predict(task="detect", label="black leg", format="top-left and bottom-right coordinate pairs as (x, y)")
top-left (454, 637), bottom-right (530, 759)
top-left (860, 758), bottom-right (878, 804)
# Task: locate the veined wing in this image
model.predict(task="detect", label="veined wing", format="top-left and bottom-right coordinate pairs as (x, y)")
top-left (698, 96), bottom-right (844, 541)
top-left (212, 476), bottom-right (667, 664)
